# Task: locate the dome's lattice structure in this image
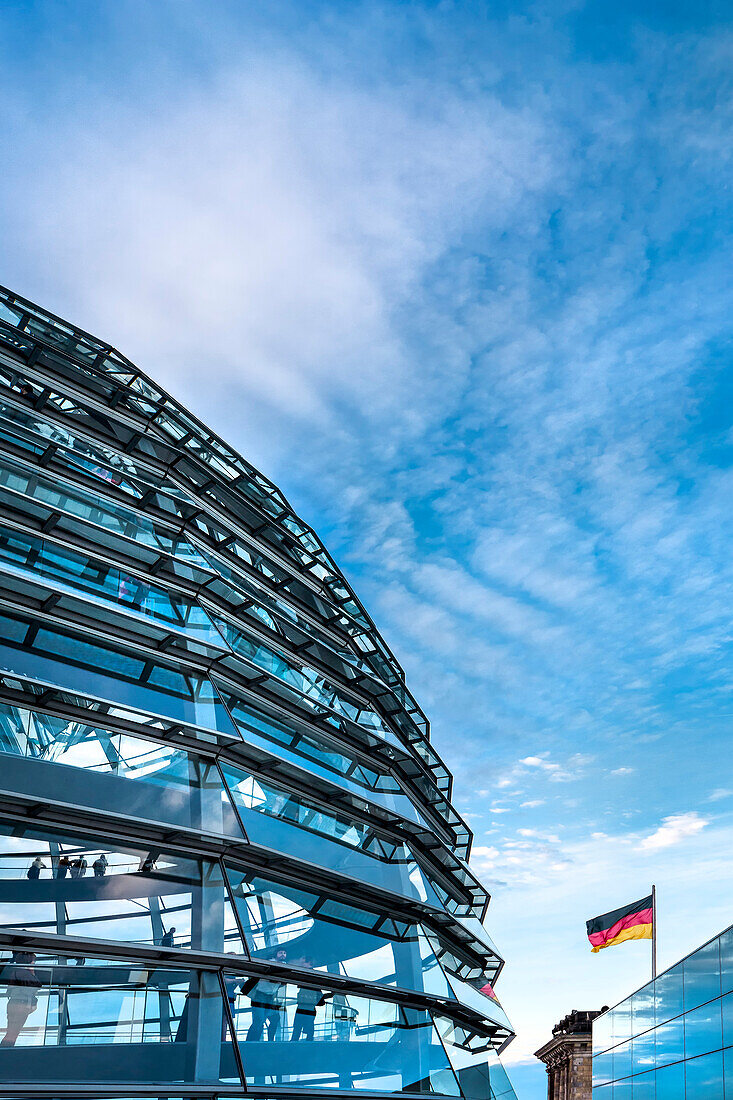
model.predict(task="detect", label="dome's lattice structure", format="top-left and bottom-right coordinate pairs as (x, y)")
top-left (0, 284), bottom-right (516, 1100)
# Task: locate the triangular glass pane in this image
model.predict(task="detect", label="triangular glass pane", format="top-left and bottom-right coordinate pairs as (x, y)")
top-left (434, 1016), bottom-right (519, 1100)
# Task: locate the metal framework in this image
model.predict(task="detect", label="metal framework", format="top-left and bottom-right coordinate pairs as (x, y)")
top-left (0, 285), bottom-right (516, 1100)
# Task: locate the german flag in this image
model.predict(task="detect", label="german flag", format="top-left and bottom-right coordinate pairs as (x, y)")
top-left (586, 894), bottom-right (653, 953)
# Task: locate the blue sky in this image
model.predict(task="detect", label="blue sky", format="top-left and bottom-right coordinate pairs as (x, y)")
top-left (1, 1), bottom-right (732, 1095)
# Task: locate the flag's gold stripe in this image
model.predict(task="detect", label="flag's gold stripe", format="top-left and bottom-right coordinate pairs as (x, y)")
top-left (591, 923), bottom-right (653, 952)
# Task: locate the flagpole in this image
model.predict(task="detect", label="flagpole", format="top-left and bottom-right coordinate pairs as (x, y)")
top-left (652, 884), bottom-right (657, 980)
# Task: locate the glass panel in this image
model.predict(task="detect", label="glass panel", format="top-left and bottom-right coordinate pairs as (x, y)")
top-left (223, 693), bottom-right (397, 796)
top-left (0, 949), bottom-right (240, 1084)
top-left (685, 1050), bottom-right (724, 1100)
top-left (220, 760), bottom-right (422, 897)
top-left (631, 1071), bottom-right (655, 1100)
top-left (0, 611), bottom-right (239, 740)
top-left (613, 998), bottom-right (633, 1047)
top-left (632, 1026), bottom-right (656, 1075)
top-left (655, 964), bottom-right (684, 1025)
top-left (225, 868), bottom-right (451, 998)
top-left (595, 1009), bottom-right (614, 1055)
top-left (655, 1058), bottom-right (685, 1100)
top-left (654, 1015), bottom-right (685, 1069)
top-left (724, 1045), bottom-right (733, 1100)
top-left (0, 524), bottom-right (224, 649)
top-left (0, 821), bottom-right (243, 953)
top-left (0, 451), bottom-right (199, 562)
top-left (0, 671), bottom-right (236, 750)
top-left (227, 976), bottom-right (459, 1092)
top-left (632, 984), bottom-right (656, 1038)
top-left (613, 1039), bottom-right (633, 1081)
top-left (443, 974), bottom-right (512, 1032)
top-left (593, 1048), bottom-right (614, 1087)
top-left (434, 1018), bottom-right (516, 1100)
top-left (213, 615), bottom-right (395, 741)
top-left (0, 702), bottom-right (243, 836)
top-left (684, 999), bottom-right (723, 1061)
top-left (684, 939), bottom-right (722, 1012)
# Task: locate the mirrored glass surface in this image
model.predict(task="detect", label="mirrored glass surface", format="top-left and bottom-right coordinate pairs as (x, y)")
top-left (684, 999), bottom-right (723, 1061)
top-left (220, 760), bottom-right (422, 898)
top-left (226, 975), bottom-right (459, 1093)
top-left (655, 964), bottom-right (685, 1026)
top-left (593, 1048), bottom-right (614, 1087)
top-left (722, 991), bottom-right (733, 1048)
top-left (654, 1015), bottom-right (686, 1069)
top-left (720, 929), bottom-right (733, 996)
top-left (594, 1009), bottom-right (614, 1055)
top-left (631, 1026), bottom-right (656, 1075)
top-left (684, 938), bottom-right (721, 1013)
top-left (655, 1057), bottom-right (685, 1100)
top-left (0, 611), bottom-right (239, 739)
top-left (613, 1039), bottom-right (633, 1081)
top-left (631, 985), bottom-right (656, 1039)
top-left (225, 868), bottom-right (451, 998)
top-left (434, 1018), bottom-right (516, 1100)
top-left (685, 1050), bottom-right (724, 1100)
top-left (0, 821), bottom-right (243, 953)
top-left (631, 1070), bottom-right (654, 1100)
top-left (0, 703), bottom-right (242, 835)
top-left (0, 949), bottom-right (240, 1084)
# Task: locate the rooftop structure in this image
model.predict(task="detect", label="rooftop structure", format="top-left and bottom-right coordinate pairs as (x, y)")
top-left (535, 1009), bottom-right (605, 1100)
top-left (0, 284), bottom-right (516, 1098)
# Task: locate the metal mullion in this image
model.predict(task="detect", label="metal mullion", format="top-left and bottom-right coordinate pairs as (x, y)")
top-left (215, 760), bottom-right (250, 847)
top-left (216, 966), bottom-right (248, 1089)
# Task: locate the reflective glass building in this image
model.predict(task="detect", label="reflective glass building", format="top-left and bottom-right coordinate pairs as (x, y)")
top-left (0, 285), bottom-right (516, 1100)
top-left (593, 924), bottom-right (733, 1099)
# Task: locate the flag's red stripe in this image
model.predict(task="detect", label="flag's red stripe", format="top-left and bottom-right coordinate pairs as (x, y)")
top-left (588, 907), bottom-right (653, 948)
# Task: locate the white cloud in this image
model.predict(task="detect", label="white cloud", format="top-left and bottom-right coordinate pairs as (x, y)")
top-left (518, 828), bottom-right (561, 842)
top-left (611, 766), bottom-right (635, 776)
top-left (520, 755), bottom-right (561, 771)
top-left (640, 812), bottom-right (708, 852)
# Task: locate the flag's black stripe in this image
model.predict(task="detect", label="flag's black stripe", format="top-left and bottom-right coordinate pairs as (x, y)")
top-left (586, 894), bottom-right (653, 936)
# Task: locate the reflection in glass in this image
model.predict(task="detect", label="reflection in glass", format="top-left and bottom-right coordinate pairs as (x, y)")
top-left (684, 938), bottom-right (721, 1013)
top-left (683, 999), bottom-right (722, 1061)
top-left (0, 523), bottom-right (223, 649)
top-left (655, 964), bottom-right (685, 1026)
top-left (684, 1050), bottom-right (724, 1100)
top-left (654, 1058), bottom-right (685, 1100)
top-left (0, 450), bottom-right (203, 565)
top-left (225, 868), bottom-right (450, 998)
top-left (434, 1017), bottom-right (517, 1100)
top-left (0, 821), bottom-right (243, 954)
top-left (213, 615), bottom-right (395, 741)
top-left (0, 949), bottom-right (240, 1085)
top-left (220, 760), bottom-right (419, 890)
top-left (721, 929), bottom-right (733, 997)
top-left (0, 703), bottom-right (243, 835)
top-left (226, 975), bottom-right (459, 1093)
top-left (0, 609), bottom-right (239, 739)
